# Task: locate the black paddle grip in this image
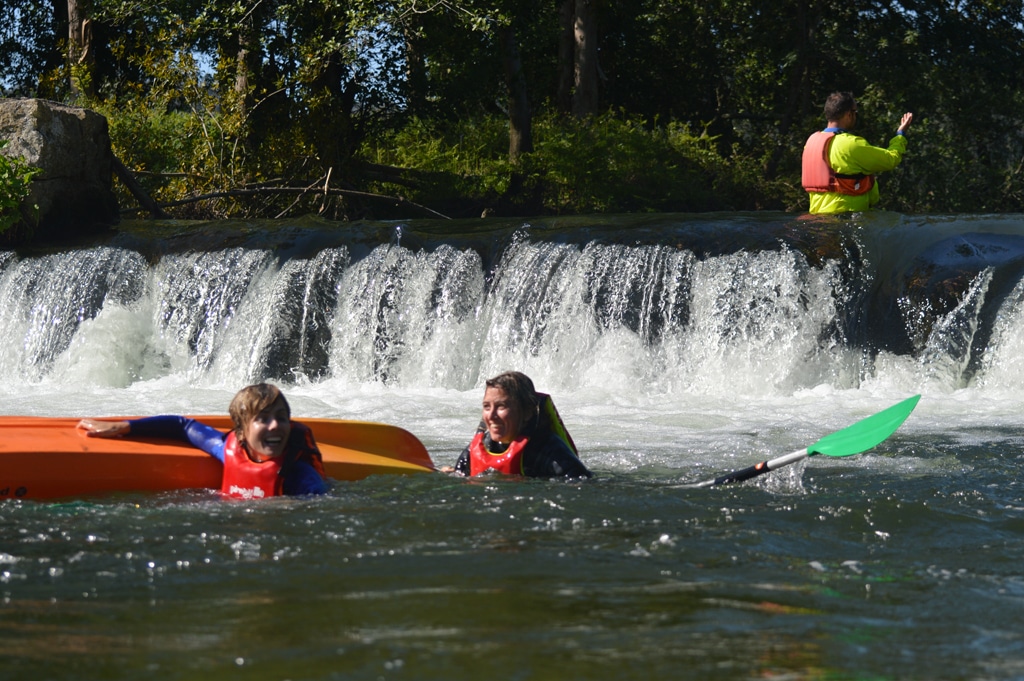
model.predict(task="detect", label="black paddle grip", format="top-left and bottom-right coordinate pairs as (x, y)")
top-left (712, 460), bottom-right (769, 486)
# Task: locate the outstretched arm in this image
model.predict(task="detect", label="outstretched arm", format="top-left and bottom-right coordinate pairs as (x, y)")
top-left (77, 416), bottom-right (228, 462)
top-left (439, 447), bottom-right (471, 475)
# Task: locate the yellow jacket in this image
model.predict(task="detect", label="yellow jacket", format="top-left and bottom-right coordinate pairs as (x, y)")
top-left (808, 131), bottom-right (908, 214)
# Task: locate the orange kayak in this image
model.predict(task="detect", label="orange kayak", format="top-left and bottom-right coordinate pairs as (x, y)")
top-left (0, 416), bottom-right (435, 500)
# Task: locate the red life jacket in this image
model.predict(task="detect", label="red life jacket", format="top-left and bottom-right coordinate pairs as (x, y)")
top-left (221, 431), bottom-right (284, 499)
top-left (220, 423), bottom-right (325, 500)
top-left (466, 394), bottom-right (578, 476)
top-left (802, 131), bottom-right (874, 196)
top-left (468, 431), bottom-right (528, 476)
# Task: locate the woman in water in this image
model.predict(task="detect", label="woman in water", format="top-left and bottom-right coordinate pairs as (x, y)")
top-left (448, 371), bottom-right (591, 479)
top-left (77, 383), bottom-right (329, 498)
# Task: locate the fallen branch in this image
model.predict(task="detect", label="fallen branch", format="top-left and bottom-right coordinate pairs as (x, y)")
top-left (112, 156), bottom-right (170, 219)
top-left (121, 184), bottom-right (451, 220)
top-left (275, 176), bottom-right (323, 220)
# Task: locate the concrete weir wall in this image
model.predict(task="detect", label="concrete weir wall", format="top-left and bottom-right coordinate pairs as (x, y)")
top-left (0, 98), bottom-right (118, 244)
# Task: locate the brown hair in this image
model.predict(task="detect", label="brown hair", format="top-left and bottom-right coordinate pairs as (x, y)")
top-left (485, 371), bottom-right (541, 431)
top-left (228, 383), bottom-right (290, 444)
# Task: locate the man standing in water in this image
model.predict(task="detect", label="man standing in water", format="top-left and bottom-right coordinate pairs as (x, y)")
top-left (802, 91), bottom-right (913, 214)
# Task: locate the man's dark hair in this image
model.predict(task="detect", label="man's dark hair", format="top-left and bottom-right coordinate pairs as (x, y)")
top-left (824, 91), bottom-right (856, 121)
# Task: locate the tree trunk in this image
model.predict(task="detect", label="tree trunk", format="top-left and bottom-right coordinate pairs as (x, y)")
top-left (404, 24), bottom-right (429, 115)
top-left (499, 24), bottom-right (533, 160)
top-left (235, 35), bottom-right (250, 110)
top-left (66, 0), bottom-right (94, 99)
top-left (572, 0), bottom-right (598, 118)
top-left (308, 50), bottom-right (358, 174)
top-left (234, 15), bottom-right (262, 119)
top-left (556, 0), bottom-right (574, 115)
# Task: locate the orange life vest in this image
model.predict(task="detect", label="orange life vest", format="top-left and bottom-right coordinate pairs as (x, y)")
top-left (219, 423), bottom-right (325, 500)
top-left (802, 131), bottom-right (874, 196)
top-left (468, 432), bottom-right (528, 476)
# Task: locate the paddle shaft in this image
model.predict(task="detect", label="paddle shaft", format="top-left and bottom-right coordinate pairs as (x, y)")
top-left (691, 394), bottom-right (920, 488)
top-left (697, 448), bottom-right (809, 487)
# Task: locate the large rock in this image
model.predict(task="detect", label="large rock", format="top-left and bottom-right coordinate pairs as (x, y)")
top-left (0, 98), bottom-right (119, 244)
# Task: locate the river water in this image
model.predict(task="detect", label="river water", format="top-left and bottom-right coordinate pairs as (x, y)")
top-left (2, 212), bottom-right (1024, 680)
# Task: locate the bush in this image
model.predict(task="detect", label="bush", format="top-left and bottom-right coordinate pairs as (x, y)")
top-left (363, 110), bottom-right (783, 216)
top-left (0, 140), bottom-right (41, 234)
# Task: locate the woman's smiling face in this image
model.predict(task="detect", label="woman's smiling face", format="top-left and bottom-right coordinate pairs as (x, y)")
top-left (482, 386), bottom-right (522, 444)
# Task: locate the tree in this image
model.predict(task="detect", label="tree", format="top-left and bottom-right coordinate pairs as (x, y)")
top-left (0, 0), bottom-right (62, 96)
top-left (66, 0), bottom-right (94, 98)
top-left (499, 21), bottom-right (533, 159)
top-left (570, 0), bottom-right (598, 118)
top-left (3, 0), bottom-right (1022, 217)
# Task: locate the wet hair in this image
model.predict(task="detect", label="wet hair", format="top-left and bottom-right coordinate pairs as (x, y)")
top-left (228, 383), bottom-right (290, 444)
top-left (824, 91), bottom-right (856, 122)
top-left (485, 371), bottom-right (541, 433)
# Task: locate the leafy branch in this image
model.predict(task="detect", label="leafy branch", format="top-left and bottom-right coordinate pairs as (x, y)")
top-left (0, 141), bottom-right (42, 235)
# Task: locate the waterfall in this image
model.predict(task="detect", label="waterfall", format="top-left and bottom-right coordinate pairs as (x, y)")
top-left (0, 247), bottom-right (147, 382)
top-left (977, 274), bottom-right (1024, 390)
top-left (329, 243), bottom-right (485, 388)
top-left (2, 216), bottom-right (1023, 399)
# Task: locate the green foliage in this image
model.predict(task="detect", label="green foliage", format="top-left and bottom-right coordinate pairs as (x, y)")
top-left (0, 0), bottom-right (61, 97)
top-left (95, 88), bottom-right (324, 218)
top-left (364, 111), bottom-right (785, 215)
top-left (362, 116), bottom-right (513, 213)
top-left (0, 140), bottom-right (41, 234)
top-left (6, 0), bottom-right (1024, 219)
top-left (524, 114), bottom-right (721, 213)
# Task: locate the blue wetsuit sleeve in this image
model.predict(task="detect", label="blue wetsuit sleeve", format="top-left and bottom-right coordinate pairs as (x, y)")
top-left (128, 415), bottom-right (228, 463)
top-left (282, 461), bottom-right (330, 495)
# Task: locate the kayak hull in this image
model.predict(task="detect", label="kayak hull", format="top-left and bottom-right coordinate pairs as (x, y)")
top-left (0, 416), bottom-right (435, 500)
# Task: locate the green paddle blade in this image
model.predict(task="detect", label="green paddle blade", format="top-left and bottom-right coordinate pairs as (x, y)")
top-left (808, 394), bottom-right (921, 458)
